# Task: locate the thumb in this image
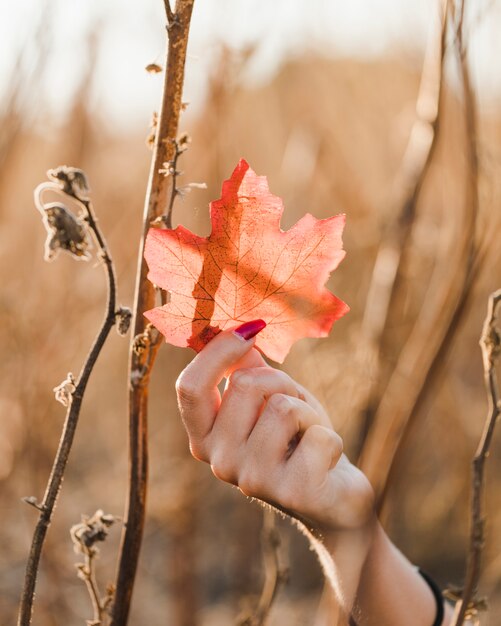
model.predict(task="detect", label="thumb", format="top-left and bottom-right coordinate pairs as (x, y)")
top-left (183, 320), bottom-right (267, 390)
top-left (223, 320), bottom-right (268, 375)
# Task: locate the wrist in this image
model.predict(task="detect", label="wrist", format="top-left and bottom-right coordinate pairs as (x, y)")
top-left (303, 514), bottom-right (379, 615)
top-left (318, 511), bottom-right (378, 558)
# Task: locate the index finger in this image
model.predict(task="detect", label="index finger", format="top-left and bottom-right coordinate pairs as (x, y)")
top-left (176, 321), bottom-right (267, 447)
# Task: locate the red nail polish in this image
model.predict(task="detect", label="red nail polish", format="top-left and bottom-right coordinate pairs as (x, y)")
top-left (234, 319), bottom-right (266, 340)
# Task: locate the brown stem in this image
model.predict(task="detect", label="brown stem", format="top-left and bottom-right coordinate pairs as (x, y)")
top-left (110, 2), bottom-right (195, 624)
top-left (374, 0), bottom-right (481, 504)
top-left (83, 552), bottom-right (104, 624)
top-left (359, 0), bottom-right (480, 501)
top-left (17, 189), bottom-right (118, 626)
top-left (255, 512), bottom-right (286, 624)
top-left (352, 0), bottom-right (448, 459)
top-left (238, 510), bottom-right (288, 626)
top-left (452, 289), bottom-right (501, 625)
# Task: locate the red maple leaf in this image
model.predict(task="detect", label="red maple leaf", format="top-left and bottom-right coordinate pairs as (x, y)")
top-left (144, 159), bottom-right (349, 363)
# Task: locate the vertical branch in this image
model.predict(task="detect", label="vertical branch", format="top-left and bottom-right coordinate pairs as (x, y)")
top-left (452, 0), bottom-right (479, 204)
top-left (352, 0), bottom-right (448, 458)
top-left (110, 1), bottom-right (195, 624)
top-left (359, 0), bottom-right (480, 500)
top-left (18, 172), bottom-right (119, 626)
top-left (237, 510), bottom-right (288, 626)
top-left (451, 289), bottom-right (501, 625)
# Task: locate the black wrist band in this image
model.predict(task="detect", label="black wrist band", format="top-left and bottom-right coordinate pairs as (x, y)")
top-left (418, 568), bottom-right (445, 626)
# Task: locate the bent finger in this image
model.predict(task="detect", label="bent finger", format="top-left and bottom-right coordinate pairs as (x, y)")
top-left (288, 424), bottom-right (343, 480)
top-left (212, 368), bottom-right (301, 443)
top-left (176, 321), bottom-right (266, 446)
top-left (236, 396), bottom-right (325, 503)
top-left (246, 394), bottom-right (323, 462)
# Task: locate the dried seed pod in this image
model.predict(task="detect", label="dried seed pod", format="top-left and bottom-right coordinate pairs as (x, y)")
top-left (53, 373), bottom-right (76, 407)
top-left (70, 510), bottom-right (117, 556)
top-left (47, 165), bottom-right (90, 199)
top-left (177, 132), bottom-right (191, 151)
top-left (115, 306), bottom-right (132, 336)
top-left (41, 202), bottom-right (91, 262)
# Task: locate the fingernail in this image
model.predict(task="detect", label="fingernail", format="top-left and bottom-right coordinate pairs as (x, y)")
top-left (233, 319), bottom-right (266, 341)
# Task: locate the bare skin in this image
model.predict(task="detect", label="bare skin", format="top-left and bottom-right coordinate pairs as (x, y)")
top-left (176, 326), bottom-right (453, 625)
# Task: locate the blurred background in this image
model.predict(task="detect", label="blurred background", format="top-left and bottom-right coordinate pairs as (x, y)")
top-left (1, 0), bottom-right (501, 624)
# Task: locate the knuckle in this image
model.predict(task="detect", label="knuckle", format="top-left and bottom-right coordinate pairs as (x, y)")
top-left (210, 452), bottom-right (237, 485)
top-left (279, 487), bottom-right (300, 514)
top-left (228, 369), bottom-right (254, 394)
top-left (188, 439), bottom-right (207, 463)
top-left (273, 369), bottom-right (294, 387)
top-left (238, 466), bottom-right (264, 498)
top-left (308, 423), bottom-right (331, 442)
top-left (331, 431), bottom-right (344, 457)
top-left (175, 371), bottom-right (199, 405)
top-left (267, 393), bottom-right (293, 416)
top-left (305, 425), bottom-right (343, 463)
top-left (264, 369), bottom-right (296, 394)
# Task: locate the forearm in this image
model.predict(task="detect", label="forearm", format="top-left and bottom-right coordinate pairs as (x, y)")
top-left (353, 522), bottom-right (449, 625)
top-left (312, 521), bottom-right (452, 626)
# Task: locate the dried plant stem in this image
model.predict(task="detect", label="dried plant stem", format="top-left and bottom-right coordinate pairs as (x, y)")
top-left (353, 0), bottom-right (448, 458)
top-left (373, 0), bottom-right (480, 502)
top-left (110, 2), bottom-right (195, 624)
top-left (165, 138), bottom-right (185, 226)
top-left (18, 190), bottom-right (117, 626)
top-left (238, 510), bottom-right (288, 626)
top-left (82, 552), bottom-right (104, 624)
top-left (452, 289), bottom-right (501, 625)
top-left (359, 0), bottom-right (480, 500)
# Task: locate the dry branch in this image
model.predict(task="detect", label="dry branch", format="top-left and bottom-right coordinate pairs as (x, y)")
top-left (110, 2), bottom-right (195, 624)
top-left (359, 0), bottom-right (480, 501)
top-left (353, 0), bottom-right (448, 459)
top-left (237, 510), bottom-right (288, 626)
top-left (18, 170), bottom-right (119, 626)
top-left (451, 289), bottom-right (501, 625)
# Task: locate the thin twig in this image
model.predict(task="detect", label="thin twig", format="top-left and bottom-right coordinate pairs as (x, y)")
top-left (18, 174), bottom-right (118, 626)
top-left (237, 510), bottom-right (288, 626)
top-left (72, 509), bottom-right (118, 626)
top-left (165, 135), bottom-right (188, 227)
top-left (110, 2), bottom-right (195, 624)
top-left (81, 552), bottom-right (103, 624)
top-left (451, 289), bottom-right (501, 625)
top-left (164, 0), bottom-right (174, 24)
top-left (152, 133), bottom-right (190, 229)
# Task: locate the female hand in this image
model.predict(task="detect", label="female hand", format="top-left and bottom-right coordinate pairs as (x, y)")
top-left (175, 321), bottom-right (375, 537)
top-left (175, 321), bottom-right (451, 625)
